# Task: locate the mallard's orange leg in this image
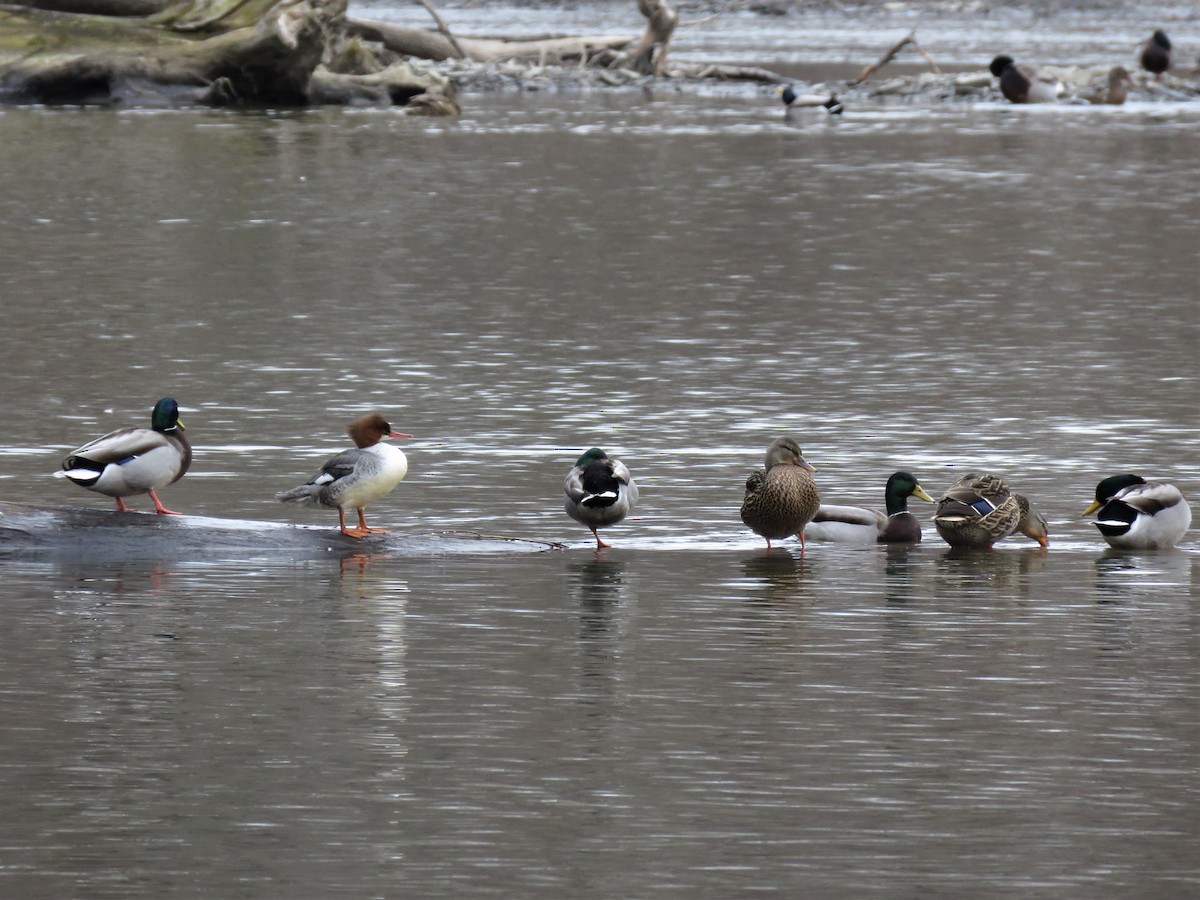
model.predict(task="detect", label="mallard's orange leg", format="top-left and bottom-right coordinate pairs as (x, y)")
top-left (115, 497), bottom-right (130, 513)
top-left (149, 491), bottom-right (181, 515)
top-left (591, 528), bottom-right (611, 550)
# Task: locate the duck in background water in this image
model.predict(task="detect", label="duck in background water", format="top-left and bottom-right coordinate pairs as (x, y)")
top-left (780, 85), bottom-right (844, 115)
top-left (563, 448), bottom-right (638, 549)
top-left (805, 471), bottom-right (935, 544)
top-left (933, 472), bottom-right (1049, 549)
top-left (989, 55), bottom-right (1060, 103)
top-left (277, 412), bottom-right (410, 538)
top-left (57, 397), bottom-right (191, 514)
top-left (1083, 474), bottom-right (1191, 550)
top-left (740, 437), bottom-right (820, 551)
top-left (1139, 30), bottom-right (1172, 80)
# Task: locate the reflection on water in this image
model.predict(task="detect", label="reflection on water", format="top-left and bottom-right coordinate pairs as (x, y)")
top-left (0, 95), bottom-right (1198, 896)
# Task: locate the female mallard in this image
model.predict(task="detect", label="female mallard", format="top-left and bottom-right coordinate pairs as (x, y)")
top-left (563, 448), bottom-right (638, 549)
top-left (277, 413), bottom-right (411, 538)
top-left (1083, 474), bottom-right (1191, 550)
top-left (57, 397), bottom-right (191, 514)
top-left (805, 471), bottom-right (935, 544)
top-left (989, 55), bottom-right (1060, 104)
top-left (933, 473), bottom-right (1049, 549)
top-left (1139, 30), bottom-right (1172, 79)
top-left (740, 437), bottom-right (820, 550)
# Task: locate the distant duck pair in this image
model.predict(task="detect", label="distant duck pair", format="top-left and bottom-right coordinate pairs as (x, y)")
top-left (989, 29), bottom-right (1171, 106)
top-left (58, 399), bottom-right (410, 538)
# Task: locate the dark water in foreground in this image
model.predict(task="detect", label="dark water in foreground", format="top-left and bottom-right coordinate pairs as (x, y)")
top-left (0, 95), bottom-right (1198, 896)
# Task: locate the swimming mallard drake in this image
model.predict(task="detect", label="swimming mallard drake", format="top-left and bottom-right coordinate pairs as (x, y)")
top-left (1139, 30), bottom-right (1172, 79)
top-left (806, 471), bottom-right (935, 544)
top-left (277, 413), bottom-right (411, 537)
top-left (1083, 474), bottom-right (1191, 550)
top-left (740, 437), bottom-right (820, 550)
top-left (563, 448), bottom-right (638, 549)
top-left (57, 397), bottom-right (192, 514)
top-left (780, 85), bottom-right (844, 115)
top-left (989, 55), bottom-right (1060, 104)
top-left (933, 473), bottom-right (1049, 549)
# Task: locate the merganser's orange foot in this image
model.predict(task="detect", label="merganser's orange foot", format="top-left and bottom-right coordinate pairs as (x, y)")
top-left (341, 527), bottom-right (370, 538)
top-left (154, 507), bottom-right (183, 515)
top-left (362, 527), bottom-right (391, 534)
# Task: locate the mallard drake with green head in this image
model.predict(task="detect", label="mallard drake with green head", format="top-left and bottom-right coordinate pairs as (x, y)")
top-left (989, 55), bottom-right (1060, 104)
top-left (1083, 474), bottom-right (1191, 550)
top-left (57, 397), bottom-right (192, 514)
top-left (740, 437), bottom-right (820, 550)
top-left (564, 448), bottom-right (638, 549)
top-left (933, 472), bottom-right (1049, 549)
top-left (806, 471), bottom-right (935, 544)
top-left (1139, 30), bottom-right (1172, 79)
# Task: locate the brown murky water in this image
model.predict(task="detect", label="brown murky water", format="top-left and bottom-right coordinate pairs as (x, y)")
top-left (1, 88), bottom-right (1198, 897)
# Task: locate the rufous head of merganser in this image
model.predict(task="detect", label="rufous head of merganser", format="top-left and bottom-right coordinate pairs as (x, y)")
top-left (348, 412), bottom-right (411, 447)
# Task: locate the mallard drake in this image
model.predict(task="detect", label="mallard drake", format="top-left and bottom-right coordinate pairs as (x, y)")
top-left (563, 448), bottom-right (638, 549)
top-left (805, 471), bottom-right (935, 544)
top-left (1083, 474), bottom-right (1191, 550)
top-left (1139, 30), bottom-right (1172, 79)
top-left (989, 55), bottom-right (1060, 104)
top-left (277, 413), bottom-right (410, 538)
top-left (57, 397), bottom-right (191, 514)
top-left (780, 85), bottom-right (844, 115)
top-left (740, 437), bottom-right (820, 550)
top-left (933, 473), bottom-right (1049, 549)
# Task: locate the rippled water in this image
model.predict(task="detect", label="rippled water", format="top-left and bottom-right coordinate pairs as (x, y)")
top-left (1, 92), bottom-right (1198, 896)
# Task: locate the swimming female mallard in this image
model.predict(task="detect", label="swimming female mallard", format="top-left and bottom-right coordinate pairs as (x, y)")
top-left (57, 397), bottom-right (191, 514)
top-left (933, 473), bottom-right (1049, 549)
top-left (1083, 474), bottom-right (1191, 550)
top-left (1139, 30), bottom-right (1172, 79)
top-left (564, 448), bottom-right (638, 549)
top-left (805, 471), bottom-right (935, 544)
top-left (989, 55), bottom-right (1060, 104)
top-left (740, 437), bottom-right (820, 550)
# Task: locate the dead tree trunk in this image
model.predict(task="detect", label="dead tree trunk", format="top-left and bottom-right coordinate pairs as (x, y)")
top-left (621, 0), bottom-right (677, 75)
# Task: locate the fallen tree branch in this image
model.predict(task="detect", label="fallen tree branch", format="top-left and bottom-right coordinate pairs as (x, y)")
top-left (415, 0), bottom-right (464, 60)
top-left (853, 28), bottom-right (941, 84)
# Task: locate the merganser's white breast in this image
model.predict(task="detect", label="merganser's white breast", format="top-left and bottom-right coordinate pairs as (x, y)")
top-left (330, 442), bottom-right (408, 511)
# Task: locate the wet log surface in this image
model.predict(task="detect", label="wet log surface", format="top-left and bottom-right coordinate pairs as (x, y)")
top-left (0, 502), bottom-right (562, 560)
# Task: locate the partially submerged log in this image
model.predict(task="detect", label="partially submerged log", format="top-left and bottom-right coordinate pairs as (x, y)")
top-left (0, 502), bottom-right (561, 560)
top-left (346, 19), bottom-right (632, 65)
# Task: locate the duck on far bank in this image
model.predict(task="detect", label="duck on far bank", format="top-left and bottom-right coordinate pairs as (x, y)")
top-left (57, 397), bottom-right (192, 515)
top-left (1094, 65), bottom-right (1134, 105)
top-left (1139, 30), bottom-right (1172, 79)
top-left (805, 471), bottom-right (935, 544)
top-left (989, 55), bottom-right (1060, 104)
top-left (277, 412), bottom-right (410, 538)
top-left (1083, 474), bottom-right (1191, 550)
top-left (740, 437), bottom-right (820, 551)
top-left (780, 85), bottom-right (844, 115)
top-left (933, 472), bottom-right (1049, 549)
top-left (563, 448), bottom-right (638, 549)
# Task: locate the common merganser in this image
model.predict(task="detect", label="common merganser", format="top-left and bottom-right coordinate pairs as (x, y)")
top-left (740, 437), bottom-right (820, 551)
top-left (563, 448), bottom-right (638, 549)
top-left (1083, 474), bottom-right (1191, 550)
top-left (277, 412), bottom-right (410, 538)
top-left (56, 397), bottom-right (191, 514)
